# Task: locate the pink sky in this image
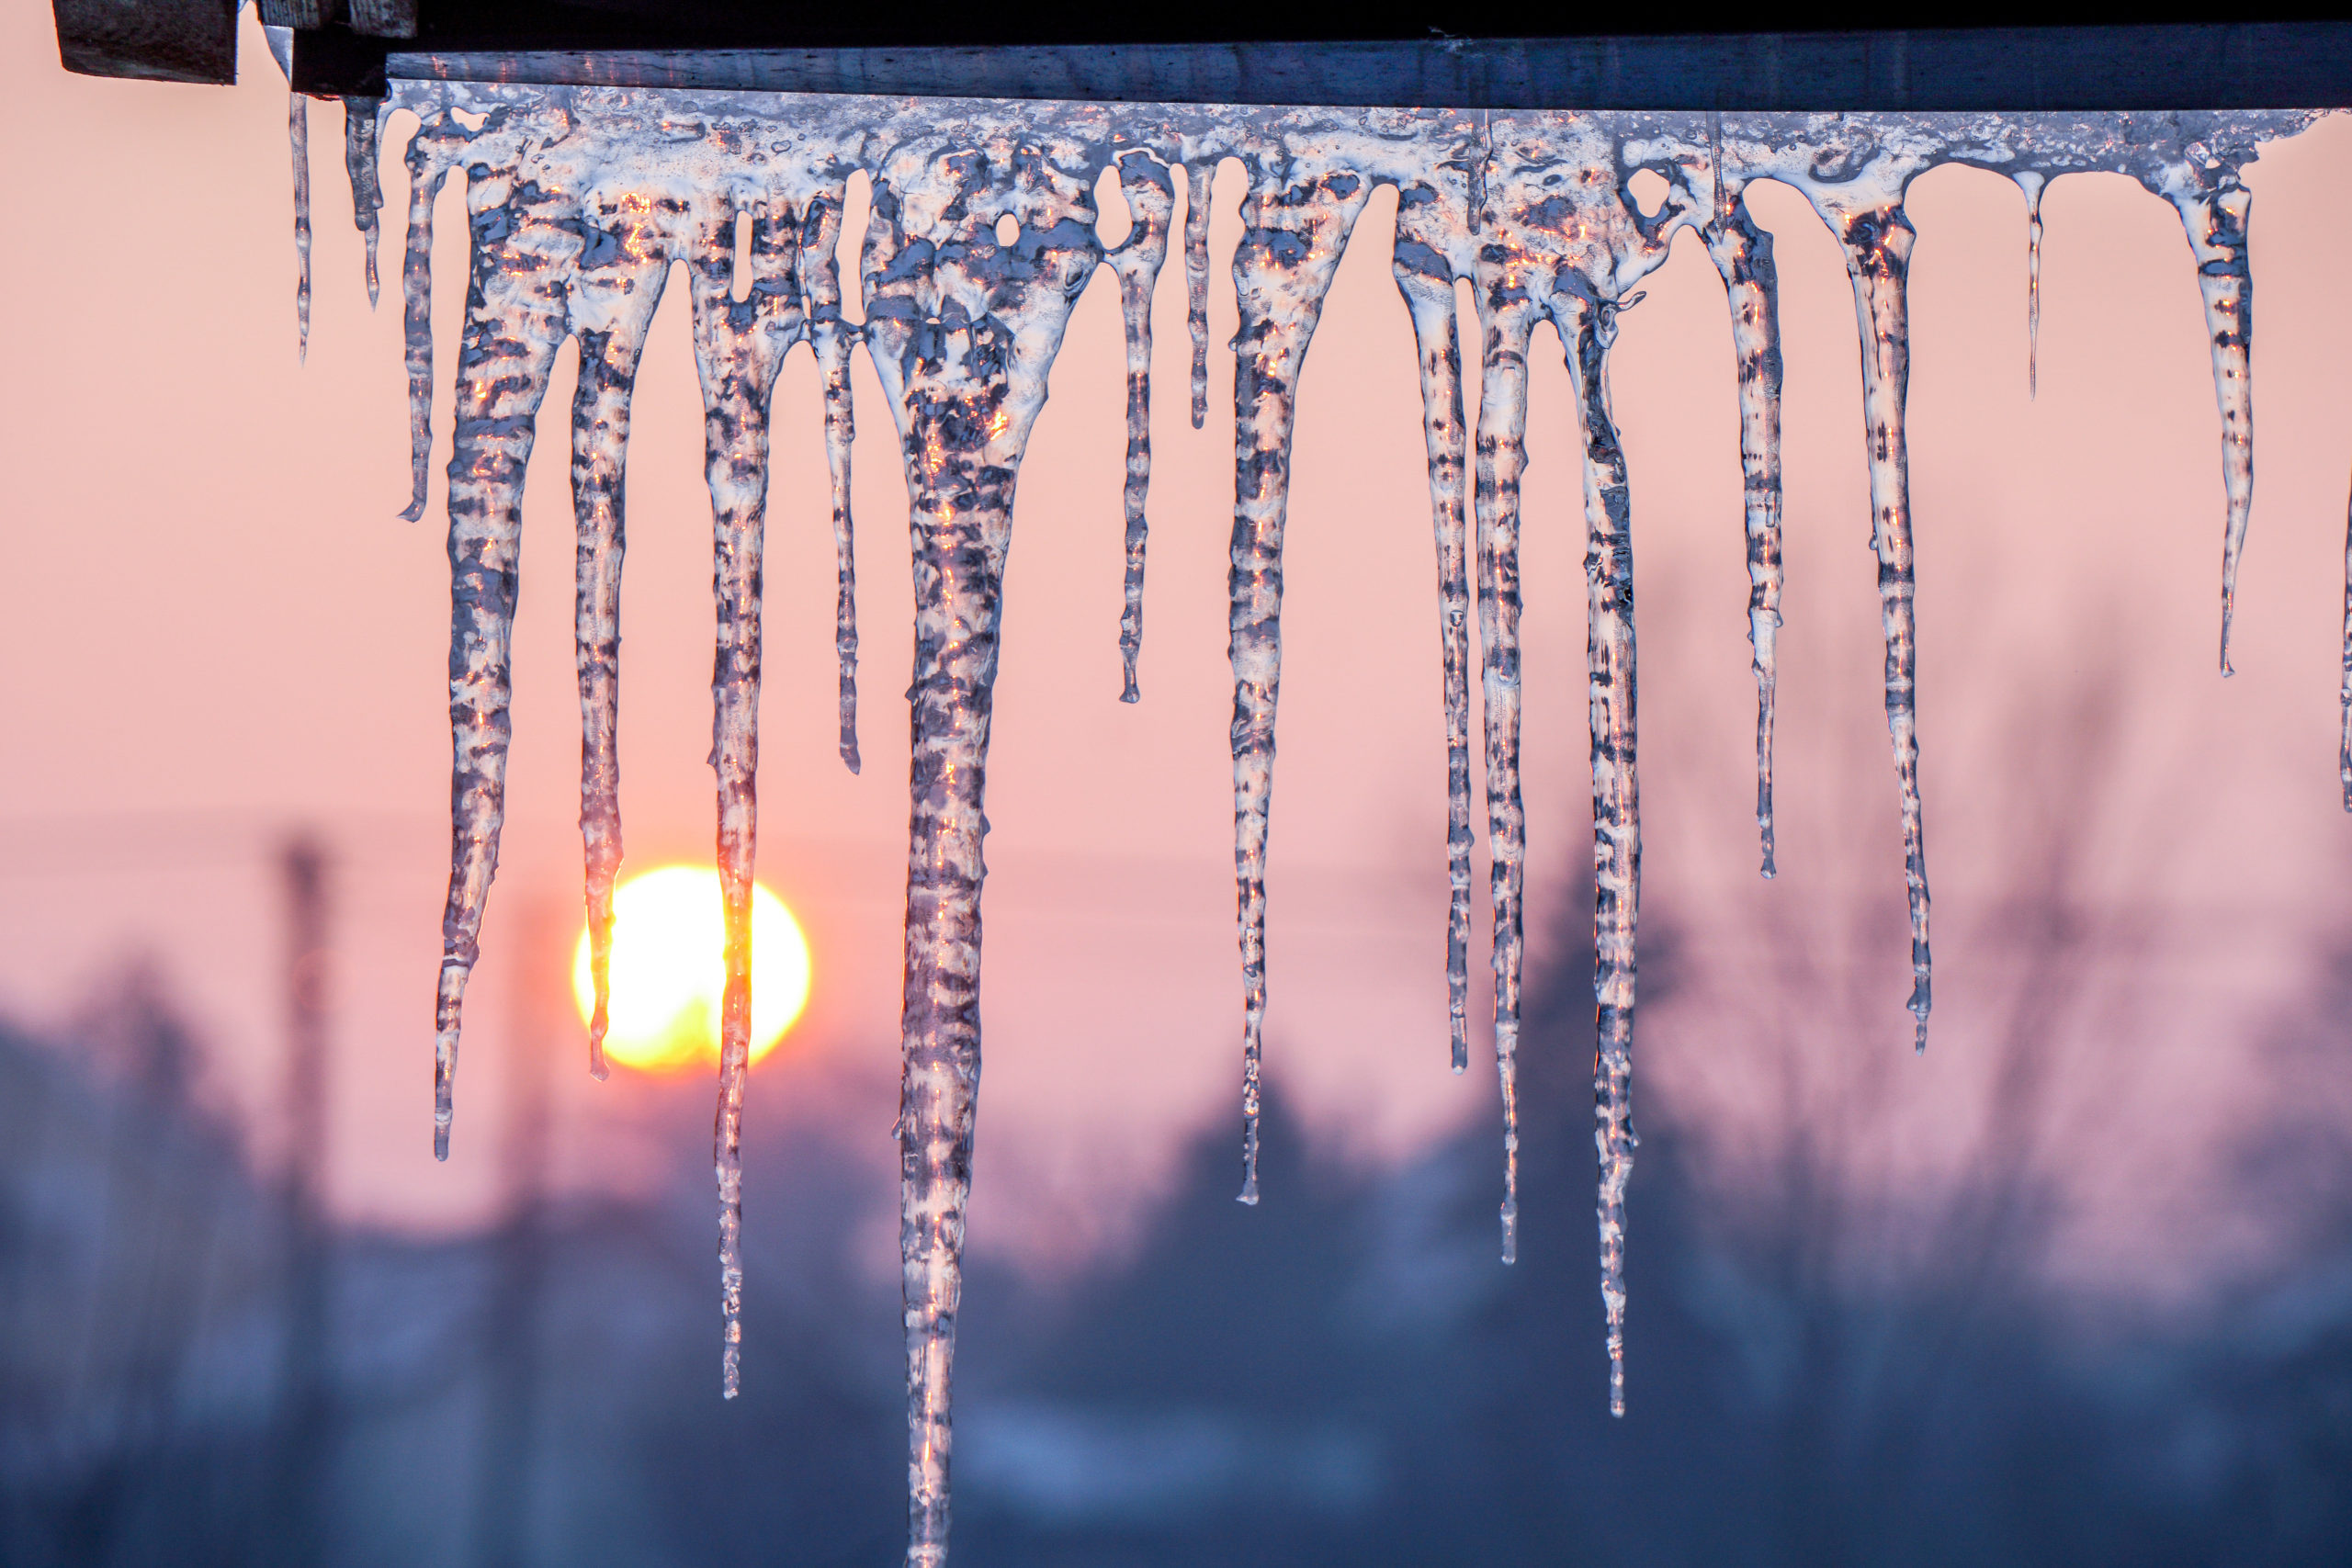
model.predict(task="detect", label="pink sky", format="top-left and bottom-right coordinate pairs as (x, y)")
top-left (6, 11), bottom-right (2352, 1302)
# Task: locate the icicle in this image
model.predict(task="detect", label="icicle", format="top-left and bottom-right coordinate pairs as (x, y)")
top-left (290, 94), bottom-right (311, 361)
top-left (398, 122), bottom-right (455, 522)
top-left (2166, 183), bottom-right (2256, 677)
top-left (571, 186), bottom-right (673, 1083)
top-left (1566, 293), bottom-right (1642, 1419)
top-left (2018, 171), bottom-right (2045, 400)
top-left (1712, 191), bottom-right (1778, 884)
top-left (1106, 153), bottom-right (1175, 702)
top-left (1837, 201), bottom-right (1934, 1054)
top-left (1468, 107), bottom-right (1685, 1316)
top-left (1227, 168), bottom-right (1374, 1204)
top-left (433, 166), bottom-right (580, 1160)
top-left (685, 192), bottom-right (806, 1399)
top-left (1184, 161), bottom-right (1214, 430)
top-left (1391, 179), bottom-right (1475, 1076)
top-left (344, 96), bottom-right (384, 309)
top-left (1702, 171), bottom-right (1786, 880)
top-left (1469, 293), bottom-right (1532, 1258)
top-left (2341, 459), bottom-right (2352, 812)
top-left (802, 186), bottom-right (863, 773)
top-left (857, 154), bottom-right (1105, 1568)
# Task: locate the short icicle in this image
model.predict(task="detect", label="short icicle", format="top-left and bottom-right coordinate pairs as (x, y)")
top-left (570, 186), bottom-right (673, 1082)
top-left (685, 192), bottom-right (806, 1399)
top-left (1391, 182), bottom-right (1475, 1076)
top-left (398, 119), bottom-right (458, 522)
top-left (1567, 294), bottom-right (1642, 1419)
top-left (290, 93), bottom-right (311, 361)
top-left (1227, 166), bottom-right (1374, 1204)
top-left (433, 164), bottom-right (580, 1159)
top-left (2018, 171), bottom-right (2045, 400)
top-left (2340, 458), bottom-right (2352, 810)
top-left (1184, 161), bottom-right (1214, 430)
top-left (1837, 201), bottom-right (1934, 1053)
top-left (2168, 183), bottom-right (2256, 676)
top-left (1702, 173), bottom-right (1785, 880)
top-left (803, 185), bottom-right (864, 773)
top-left (1108, 152), bottom-right (1175, 702)
top-left (344, 96), bottom-right (384, 308)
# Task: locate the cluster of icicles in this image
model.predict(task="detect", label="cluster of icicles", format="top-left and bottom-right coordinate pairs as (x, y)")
top-left (297, 81), bottom-right (2313, 1563)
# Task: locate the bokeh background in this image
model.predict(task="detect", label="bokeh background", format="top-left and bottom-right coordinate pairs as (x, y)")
top-left (6, 7), bottom-right (2352, 1563)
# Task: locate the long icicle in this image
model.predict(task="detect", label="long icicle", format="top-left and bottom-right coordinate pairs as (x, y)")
top-left (344, 96), bottom-right (384, 309)
top-left (1228, 168), bottom-right (1373, 1203)
top-left (1109, 153), bottom-right (1176, 703)
top-left (894, 363), bottom-right (1009, 1568)
top-left (1470, 296), bottom-right (1533, 1260)
top-left (1703, 175), bottom-right (1786, 881)
top-left (1838, 202), bottom-right (1934, 1053)
top-left (860, 161), bottom-right (1106, 1568)
top-left (686, 193), bottom-right (805, 1399)
top-left (1567, 294), bottom-right (1642, 1419)
top-left (290, 94), bottom-right (311, 361)
top-left (2168, 184), bottom-right (2256, 676)
top-left (804, 185), bottom-right (864, 773)
top-left (1392, 195), bottom-right (1475, 1076)
top-left (433, 173), bottom-right (576, 1160)
top-left (1185, 160), bottom-right (1215, 430)
top-left (570, 195), bottom-right (671, 1083)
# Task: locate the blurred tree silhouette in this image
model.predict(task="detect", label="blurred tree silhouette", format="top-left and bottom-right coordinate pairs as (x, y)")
top-left (5, 655), bottom-right (2351, 1565)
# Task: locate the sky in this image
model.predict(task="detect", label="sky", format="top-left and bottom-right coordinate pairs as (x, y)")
top-left (6, 9), bottom-right (2352, 1307)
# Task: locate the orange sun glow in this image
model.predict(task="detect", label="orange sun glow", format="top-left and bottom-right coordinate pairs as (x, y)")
top-left (571, 865), bottom-right (812, 1073)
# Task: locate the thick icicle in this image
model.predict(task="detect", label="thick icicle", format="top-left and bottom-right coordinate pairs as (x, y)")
top-left (685, 192), bottom-right (806, 1399)
top-left (398, 123), bottom-right (457, 522)
top-left (344, 96), bottom-right (384, 309)
top-left (1391, 176), bottom-right (1475, 1076)
top-left (1567, 294), bottom-right (1642, 1419)
top-left (1106, 153), bottom-right (1175, 702)
top-left (1227, 166), bottom-right (1373, 1204)
top-left (803, 186), bottom-right (863, 773)
top-left (433, 160), bottom-right (578, 1160)
top-left (570, 186), bottom-right (673, 1082)
top-left (2018, 171), bottom-right (2045, 399)
top-left (1702, 176), bottom-right (1786, 880)
top-left (857, 147), bottom-right (1103, 1567)
top-left (1837, 201), bottom-right (1934, 1053)
top-left (1184, 161), bottom-right (1214, 430)
top-left (2167, 183), bottom-right (2256, 676)
top-left (290, 94), bottom-right (311, 361)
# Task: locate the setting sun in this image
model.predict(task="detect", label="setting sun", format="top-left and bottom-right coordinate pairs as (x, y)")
top-left (571, 866), bottom-right (812, 1073)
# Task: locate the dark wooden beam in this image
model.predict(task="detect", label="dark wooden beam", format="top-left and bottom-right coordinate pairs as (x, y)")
top-left (376, 23), bottom-right (2352, 108)
top-left (54, 0), bottom-right (237, 84)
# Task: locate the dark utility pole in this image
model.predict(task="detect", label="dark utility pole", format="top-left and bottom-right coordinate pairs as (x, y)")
top-left (274, 836), bottom-right (334, 1568)
top-left (473, 897), bottom-right (560, 1568)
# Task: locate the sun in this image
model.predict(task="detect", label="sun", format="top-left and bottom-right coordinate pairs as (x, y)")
top-left (571, 866), bottom-right (812, 1073)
